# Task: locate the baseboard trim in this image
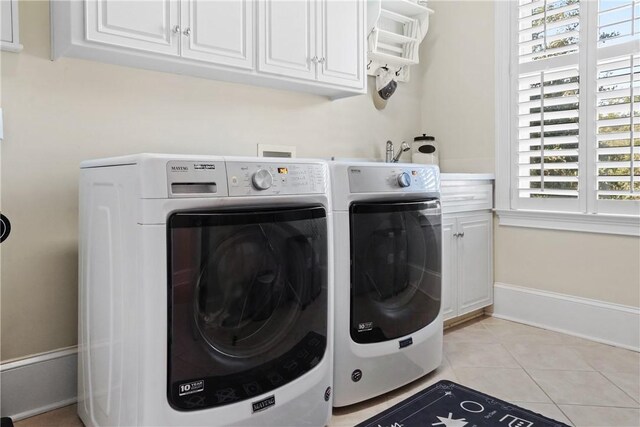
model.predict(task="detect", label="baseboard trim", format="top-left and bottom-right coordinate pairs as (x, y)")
top-left (0, 347), bottom-right (78, 421)
top-left (493, 283), bottom-right (640, 352)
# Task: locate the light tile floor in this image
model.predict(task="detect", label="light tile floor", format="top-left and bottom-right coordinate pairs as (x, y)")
top-left (15, 317), bottom-right (640, 427)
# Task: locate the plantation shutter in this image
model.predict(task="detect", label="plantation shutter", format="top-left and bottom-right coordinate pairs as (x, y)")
top-left (516, 0), bottom-right (582, 211)
top-left (595, 0), bottom-right (640, 213)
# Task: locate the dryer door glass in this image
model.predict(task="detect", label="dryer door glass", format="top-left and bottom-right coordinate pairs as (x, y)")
top-left (350, 200), bottom-right (441, 344)
top-left (167, 206), bottom-right (327, 410)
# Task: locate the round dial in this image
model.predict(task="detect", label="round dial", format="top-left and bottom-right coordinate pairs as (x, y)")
top-left (397, 172), bottom-right (411, 188)
top-left (252, 169), bottom-right (273, 190)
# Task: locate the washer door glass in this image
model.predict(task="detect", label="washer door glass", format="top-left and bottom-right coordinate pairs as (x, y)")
top-left (350, 200), bottom-right (441, 344)
top-left (167, 206), bottom-right (327, 411)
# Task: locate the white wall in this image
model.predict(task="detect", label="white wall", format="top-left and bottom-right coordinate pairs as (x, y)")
top-left (418, 0), bottom-right (495, 173)
top-left (495, 225), bottom-right (640, 306)
top-left (0, 0), bottom-right (422, 361)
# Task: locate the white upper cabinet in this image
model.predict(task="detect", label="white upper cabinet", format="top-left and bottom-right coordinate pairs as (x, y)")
top-left (317, 0), bottom-right (363, 88)
top-left (1, 0), bottom-right (22, 52)
top-left (258, 0), bottom-right (316, 80)
top-left (85, 0), bottom-right (180, 56)
top-left (258, 0), bottom-right (364, 89)
top-left (52, 0), bottom-right (366, 98)
top-left (1, 0), bottom-right (13, 43)
top-left (181, 0), bottom-right (254, 69)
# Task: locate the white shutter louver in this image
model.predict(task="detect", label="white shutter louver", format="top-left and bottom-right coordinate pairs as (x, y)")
top-left (518, 0), bottom-right (580, 64)
top-left (508, 0), bottom-right (640, 217)
top-left (518, 67), bottom-right (580, 199)
top-left (596, 0), bottom-right (640, 202)
top-left (598, 0), bottom-right (640, 46)
top-left (517, 0), bottom-right (581, 207)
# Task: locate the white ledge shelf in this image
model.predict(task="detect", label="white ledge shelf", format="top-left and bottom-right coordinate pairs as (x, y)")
top-left (382, 0), bottom-right (434, 17)
top-left (496, 209), bottom-right (640, 237)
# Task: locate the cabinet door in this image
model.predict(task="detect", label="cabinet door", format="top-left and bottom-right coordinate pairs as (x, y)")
top-left (181, 0), bottom-right (254, 69)
top-left (1, 0), bottom-right (13, 43)
top-left (317, 0), bottom-right (364, 88)
top-left (258, 0), bottom-right (317, 80)
top-left (85, 0), bottom-right (179, 56)
top-left (457, 213), bottom-right (493, 315)
top-left (441, 216), bottom-right (457, 321)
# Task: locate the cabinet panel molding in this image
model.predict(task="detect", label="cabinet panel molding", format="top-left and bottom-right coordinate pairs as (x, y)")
top-left (317, 0), bottom-right (364, 88)
top-left (441, 216), bottom-right (458, 320)
top-left (85, 0), bottom-right (179, 55)
top-left (1, 0), bottom-right (23, 52)
top-left (258, 0), bottom-right (316, 80)
top-left (181, 0), bottom-right (254, 69)
top-left (458, 214), bottom-right (493, 315)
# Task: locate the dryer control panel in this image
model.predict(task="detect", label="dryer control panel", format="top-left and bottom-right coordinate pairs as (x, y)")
top-left (226, 161), bottom-right (327, 196)
top-left (348, 165), bottom-right (439, 194)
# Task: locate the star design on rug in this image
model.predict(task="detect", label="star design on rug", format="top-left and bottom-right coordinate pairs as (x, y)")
top-left (431, 412), bottom-right (468, 427)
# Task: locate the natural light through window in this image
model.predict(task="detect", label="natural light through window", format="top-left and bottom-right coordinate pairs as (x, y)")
top-left (510, 0), bottom-right (639, 217)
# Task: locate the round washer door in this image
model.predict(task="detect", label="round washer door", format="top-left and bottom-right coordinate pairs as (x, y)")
top-left (349, 200), bottom-right (441, 344)
top-left (167, 206), bottom-right (328, 410)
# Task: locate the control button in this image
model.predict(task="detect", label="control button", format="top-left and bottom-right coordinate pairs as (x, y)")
top-left (397, 172), bottom-right (411, 188)
top-left (230, 176), bottom-right (239, 186)
top-left (252, 169), bottom-right (273, 190)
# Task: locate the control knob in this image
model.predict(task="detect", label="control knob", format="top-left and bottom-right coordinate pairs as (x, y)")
top-left (252, 169), bottom-right (273, 190)
top-left (397, 172), bottom-right (411, 188)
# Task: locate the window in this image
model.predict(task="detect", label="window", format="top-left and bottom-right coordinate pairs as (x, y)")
top-left (496, 0), bottom-right (640, 234)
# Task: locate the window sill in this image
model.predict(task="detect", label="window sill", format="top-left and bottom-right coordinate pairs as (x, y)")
top-left (496, 209), bottom-right (640, 237)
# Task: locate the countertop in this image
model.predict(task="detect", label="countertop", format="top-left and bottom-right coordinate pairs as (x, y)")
top-left (440, 173), bottom-right (495, 181)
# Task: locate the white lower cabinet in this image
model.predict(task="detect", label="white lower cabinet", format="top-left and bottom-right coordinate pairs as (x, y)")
top-left (440, 174), bottom-right (494, 321)
top-left (441, 215), bottom-right (458, 319)
top-left (442, 212), bottom-right (493, 321)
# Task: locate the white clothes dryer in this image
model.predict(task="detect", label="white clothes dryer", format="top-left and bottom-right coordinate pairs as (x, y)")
top-left (330, 161), bottom-right (443, 407)
top-left (78, 154), bottom-right (333, 426)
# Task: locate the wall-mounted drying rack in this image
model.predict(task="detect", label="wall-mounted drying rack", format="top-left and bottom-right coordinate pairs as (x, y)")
top-left (366, 0), bottom-right (434, 82)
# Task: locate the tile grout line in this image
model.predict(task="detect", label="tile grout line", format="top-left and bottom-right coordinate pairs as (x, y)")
top-left (482, 318), bottom-right (639, 406)
top-left (447, 331), bottom-right (575, 425)
top-left (450, 318), bottom-right (638, 424)
top-left (555, 402), bottom-right (640, 410)
top-left (596, 370), bottom-right (640, 407)
top-left (589, 370), bottom-right (640, 409)
top-left (518, 367), bottom-right (577, 426)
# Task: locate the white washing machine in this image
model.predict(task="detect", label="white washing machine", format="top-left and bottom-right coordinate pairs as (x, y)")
top-left (78, 154), bottom-right (333, 426)
top-left (330, 161), bottom-right (443, 407)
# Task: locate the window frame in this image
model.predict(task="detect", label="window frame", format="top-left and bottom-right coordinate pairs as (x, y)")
top-left (495, 0), bottom-right (640, 237)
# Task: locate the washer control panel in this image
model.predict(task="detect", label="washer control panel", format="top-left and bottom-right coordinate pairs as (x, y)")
top-left (226, 161), bottom-right (327, 196)
top-left (348, 165), bottom-right (439, 193)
